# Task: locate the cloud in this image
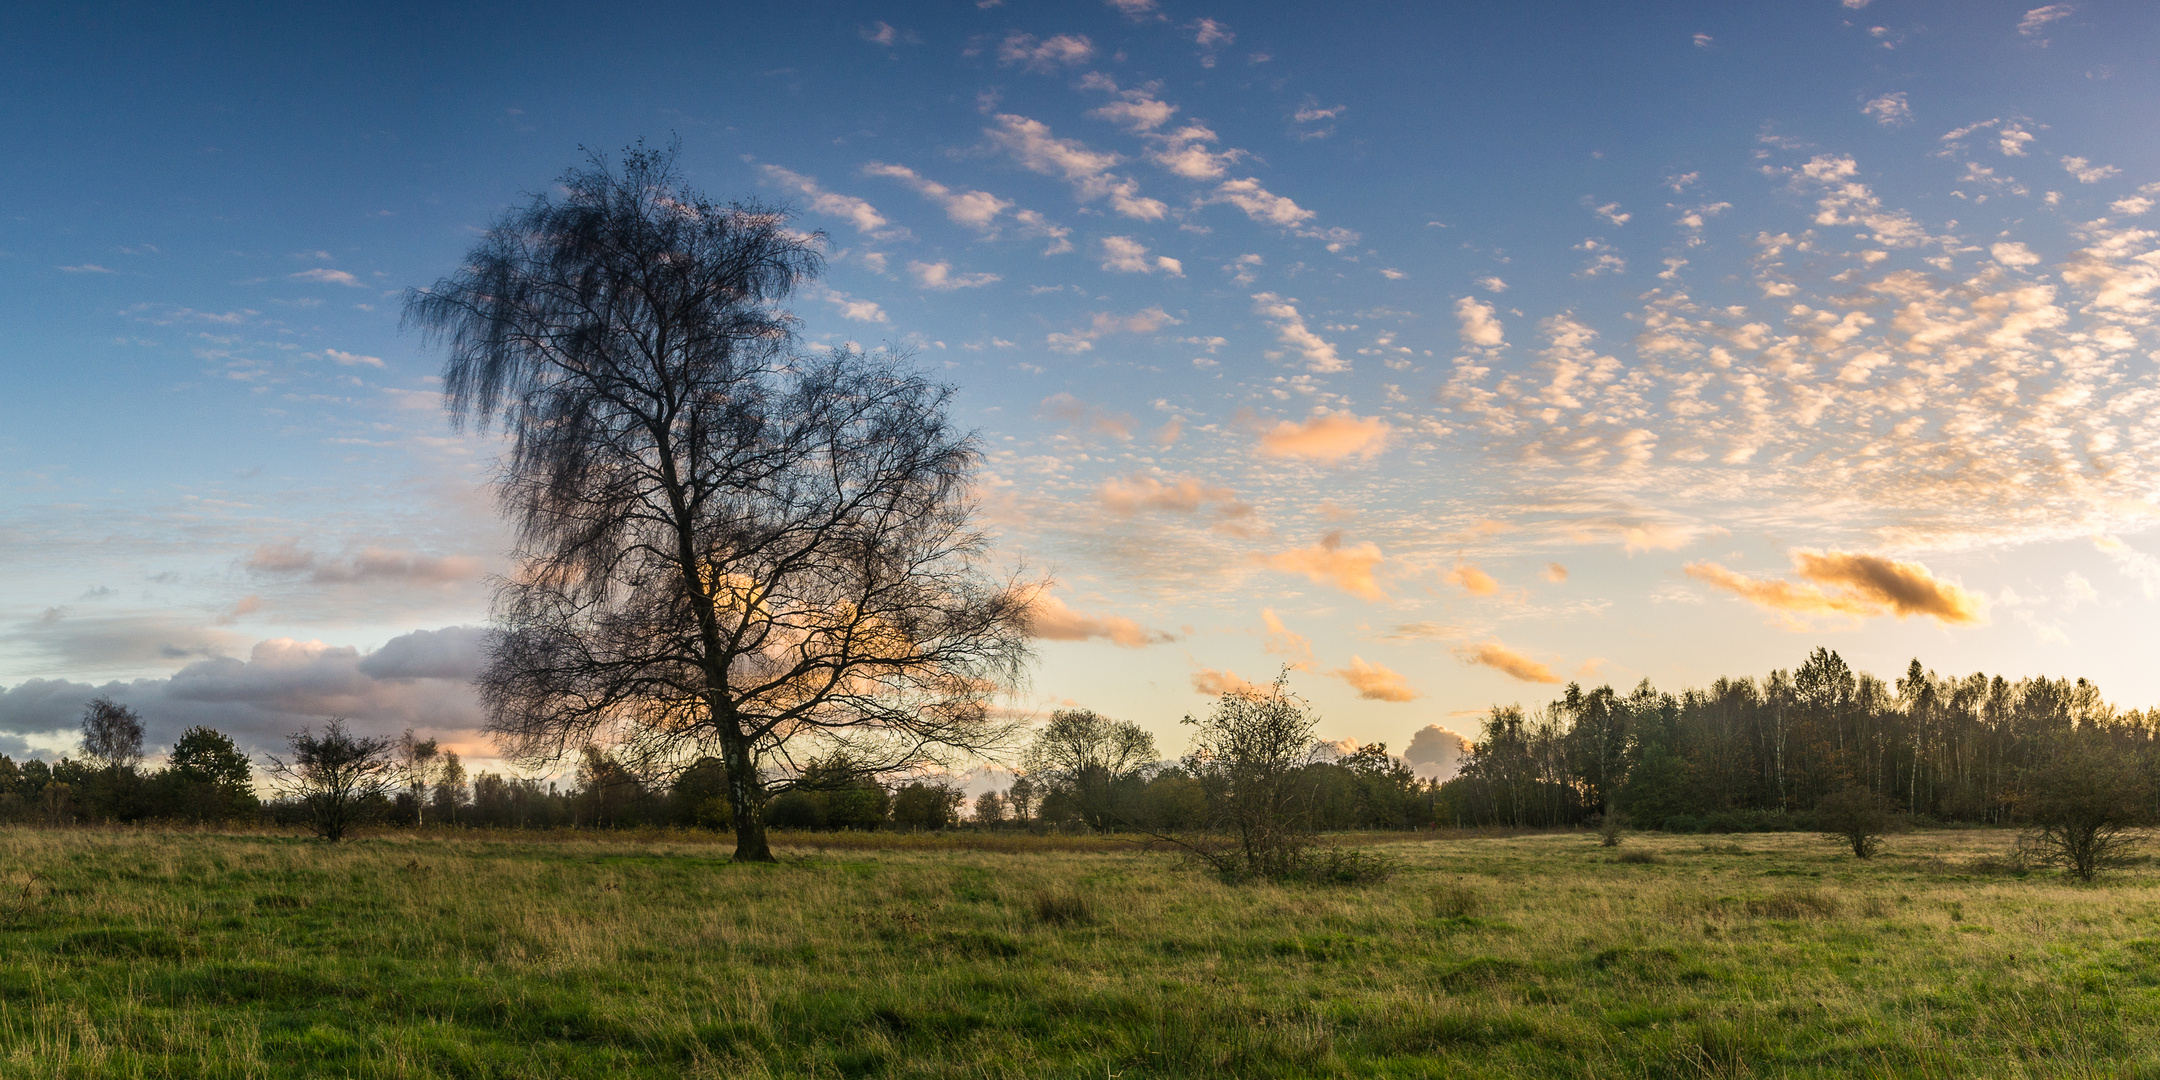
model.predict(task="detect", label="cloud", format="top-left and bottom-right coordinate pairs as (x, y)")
top-left (859, 21), bottom-right (902, 46)
top-left (1259, 532), bottom-right (1386, 600)
top-left (812, 286), bottom-right (888, 323)
top-left (1025, 594), bottom-right (1170, 647)
top-left (1454, 296), bottom-right (1505, 347)
top-left (1543, 562), bottom-right (1569, 583)
top-left (1097, 473), bottom-right (1240, 515)
top-left (59, 264), bottom-right (114, 274)
top-left (1206, 179), bottom-right (1315, 226)
top-left (1685, 550), bottom-right (1986, 625)
top-left (1443, 562), bottom-right (1500, 597)
top-left (1478, 276), bottom-right (1508, 293)
top-left (1191, 667), bottom-right (1260, 697)
top-left (1099, 236), bottom-right (1182, 276)
top-left (1105, 0), bottom-right (1162, 20)
top-left (246, 542), bottom-right (480, 586)
top-left (1260, 608), bottom-right (1313, 668)
top-left (1331, 656), bottom-right (1419, 702)
top-left (2018, 5), bottom-right (2073, 38)
top-left (1402, 724), bottom-right (1469, 781)
top-left (321, 348), bottom-right (384, 367)
top-left (1862, 92), bottom-right (1911, 126)
top-left (861, 163), bottom-right (1011, 229)
top-left (1190, 18), bottom-right (1233, 65)
top-left (1257, 412), bottom-right (1391, 463)
top-left (758, 165), bottom-right (900, 237)
top-left (1691, 32), bottom-right (1713, 48)
top-left (909, 260), bottom-right (1001, 290)
top-left (2062, 156), bottom-right (2120, 184)
top-left (1251, 293), bottom-right (1345, 372)
top-left (1044, 306), bottom-right (1180, 353)
top-left (996, 33), bottom-right (1094, 71)
top-left (1455, 641), bottom-right (1561, 684)
top-left (1037, 392), bottom-right (1135, 440)
top-left (290, 268), bottom-right (363, 287)
top-left (0, 627), bottom-right (493, 758)
top-left (1149, 124), bottom-right (1247, 180)
top-left (985, 114), bottom-right (1165, 220)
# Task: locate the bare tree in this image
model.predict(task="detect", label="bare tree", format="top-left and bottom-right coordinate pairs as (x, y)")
top-left (267, 719), bottom-right (396, 842)
top-left (405, 144), bottom-right (1033, 862)
top-left (80, 697), bottom-right (144, 772)
top-left (1022, 709), bottom-right (1156, 831)
top-left (394, 729), bottom-right (444, 826)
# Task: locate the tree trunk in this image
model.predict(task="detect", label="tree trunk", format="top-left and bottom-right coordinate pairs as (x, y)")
top-left (721, 721), bottom-right (774, 862)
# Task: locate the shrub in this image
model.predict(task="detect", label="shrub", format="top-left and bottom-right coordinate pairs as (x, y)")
top-left (1815, 787), bottom-right (1896, 859)
top-left (2018, 742), bottom-right (2149, 882)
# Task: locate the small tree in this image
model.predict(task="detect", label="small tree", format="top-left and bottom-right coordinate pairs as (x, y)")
top-left (1022, 710), bottom-right (1157, 831)
top-left (80, 697), bottom-right (144, 772)
top-left (1180, 672), bottom-right (1323, 880)
top-left (974, 790), bottom-right (1006, 825)
top-left (1815, 787), bottom-right (1895, 859)
top-left (157, 726), bottom-right (260, 821)
top-left (394, 729), bottom-right (444, 826)
top-left (1006, 775), bottom-right (1038, 824)
top-left (891, 780), bottom-right (964, 830)
top-left (2019, 742), bottom-right (2147, 881)
top-left (268, 719), bottom-right (395, 842)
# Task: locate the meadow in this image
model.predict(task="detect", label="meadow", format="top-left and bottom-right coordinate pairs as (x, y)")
top-left (0, 825), bottom-right (2156, 1078)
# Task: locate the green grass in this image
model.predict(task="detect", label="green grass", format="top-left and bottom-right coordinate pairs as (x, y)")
top-left (0, 825), bottom-right (2157, 1077)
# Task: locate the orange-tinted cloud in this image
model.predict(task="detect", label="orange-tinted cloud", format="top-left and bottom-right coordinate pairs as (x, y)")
top-left (1543, 562), bottom-right (1569, 583)
top-left (1455, 641), bottom-right (1561, 684)
top-left (1025, 594), bottom-right (1174, 647)
top-left (1257, 411), bottom-right (1391, 463)
top-left (1191, 666), bottom-right (1261, 696)
top-left (1096, 473), bottom-right (1241, 515)
top-left (1443, 561), bottom-right (1500, 596)
top-left (1260, 608), bottom-right (1314, 668)
top-left (1331, 656), bottom-right (1420, 702)
top-left (1685, 549), bottom-right (1986, 626)
top-left (1259, 532), bottom-right (1385, 600)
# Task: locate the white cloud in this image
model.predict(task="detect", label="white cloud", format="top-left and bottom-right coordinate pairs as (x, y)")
top-left (997, 32), bottom-right (1094, 72)
top-left (1454, 296), bottom-right (1505, 347)
top-left (1105, 0), bottom-right (1163, 20)
top-left (291, 268), bottom-right (363, 287)
top-left (1046, 307), bottom-right (1181, 353)
top-left (810, 285), bottom-right (888, 322)
top-left (1099, 236), bottom-right (1182, 275)
top-left (1191, 18), bottom-right (1233, 65)
top-left (908, 261), bottom-right (1001, 290)
top-left (758, 165), bottom-right (901, 237)
top-left (1692, 32), bottom-right (1713, 48)
top-left (1252, 293), bottom-right (1345, 373)
top-left (2018, 5), bottom-right (2073, 39)
top-left (1588, 200), bottom-right (1630, 226)
top-left (321, 349), bottom-right (385, 367)
top-left (58, 264), bottom-right (114, 274)
top-left (1862, 92), bottom-right (1911, 126)
top-left (861, 162), bottom-right (1011, 229)
top-left (2062, 156), bottom-right (2120, 183)
top-left (985, 114), bottom-right (1166, 220)
top-left (1204, 178), bottom-right (1315, 226)
top-left (1478, 276), bottom-right (1508, 293)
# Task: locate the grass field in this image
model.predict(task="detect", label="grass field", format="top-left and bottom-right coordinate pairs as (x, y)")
top-left (1, 825), bottom-right (2157, 1078)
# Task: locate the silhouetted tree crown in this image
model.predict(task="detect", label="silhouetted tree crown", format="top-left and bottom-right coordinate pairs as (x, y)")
top-left (405, 143), bottom-right (1033, 862)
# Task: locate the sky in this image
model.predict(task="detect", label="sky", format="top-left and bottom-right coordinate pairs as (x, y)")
top-left (4, 0), bottom-right (2159, 781)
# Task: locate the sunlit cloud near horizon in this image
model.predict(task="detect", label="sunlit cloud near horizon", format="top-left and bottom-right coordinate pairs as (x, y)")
top-left (3, 1), bottom-right (2158, 775)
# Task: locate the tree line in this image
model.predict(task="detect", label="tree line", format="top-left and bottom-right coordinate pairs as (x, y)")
top-left (1439, 646), bottom-right (2159, 835)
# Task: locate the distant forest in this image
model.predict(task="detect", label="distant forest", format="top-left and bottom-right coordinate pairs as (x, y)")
top-left (1, 647), bottom-right (2149, 835)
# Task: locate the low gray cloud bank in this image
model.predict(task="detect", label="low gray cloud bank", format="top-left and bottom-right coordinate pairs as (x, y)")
top-left (0, 625), bottom-right (494, 760)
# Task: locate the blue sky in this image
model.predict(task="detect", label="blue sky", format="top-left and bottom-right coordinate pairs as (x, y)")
top-left (4, 0), bottom-right (2159, 774)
